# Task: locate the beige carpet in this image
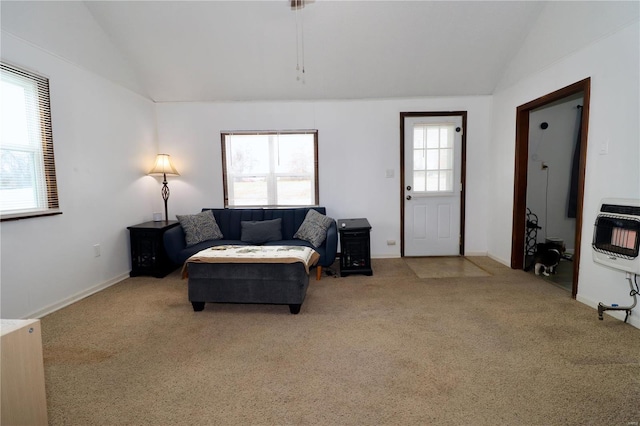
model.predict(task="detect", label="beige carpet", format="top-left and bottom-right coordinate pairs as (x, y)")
top-left (41, 257), bottom-right (640, 425)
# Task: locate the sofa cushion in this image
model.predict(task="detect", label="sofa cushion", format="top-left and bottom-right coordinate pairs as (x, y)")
top-left (241, 218), bottom-right (282, 244)
top-left (294, 209), bottom-right (334, 247)
top-left (177, 210), bottom-right (223, 247)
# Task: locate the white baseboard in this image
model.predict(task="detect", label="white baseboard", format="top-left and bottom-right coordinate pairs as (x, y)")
top-left (371, 253), bottom-right (490, 259)
top-left (28, 272), bottom-right (130, 319)
top-left (371, 253), bottom-right (491, 259)
top-left (464, 251), bottom-right (488, 257)
top-left (487, 252), bottom-right (510, 267)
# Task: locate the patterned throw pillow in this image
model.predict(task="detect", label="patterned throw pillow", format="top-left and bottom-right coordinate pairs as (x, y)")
top-left (176, 210), bottom-right (223, 247)
top-left (294, 209), bottom-right (334, 247)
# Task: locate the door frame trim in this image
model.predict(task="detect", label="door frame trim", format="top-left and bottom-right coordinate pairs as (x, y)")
top-left (400, 111), bottom-right (467, 257)
top-left (510, 78), bottom-right (591, 298)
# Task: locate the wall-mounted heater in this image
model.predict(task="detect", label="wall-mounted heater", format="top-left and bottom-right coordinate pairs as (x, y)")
top-left (592, 198), bottom-right (640, 322)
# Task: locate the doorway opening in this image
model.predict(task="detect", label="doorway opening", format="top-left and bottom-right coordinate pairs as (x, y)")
top-left (525, 93), bottom-right (584, 291)
top-left (511, 78), bottom-right (591, 298)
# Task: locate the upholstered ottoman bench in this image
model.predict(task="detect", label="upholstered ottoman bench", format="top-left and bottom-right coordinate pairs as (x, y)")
top-left (184, 246), bottom-right (319, 314)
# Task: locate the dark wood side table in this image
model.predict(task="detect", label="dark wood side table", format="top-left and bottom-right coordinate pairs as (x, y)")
top-left (338, 218), bottom-right (373, 277)
top-left (127, 220), bottom-right (180, 278)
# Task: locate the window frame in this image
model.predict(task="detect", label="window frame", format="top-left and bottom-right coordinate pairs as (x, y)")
top-left (221, 130), bottom-right (319, 208)
top-left (1, 62), bottom-right (60, 221)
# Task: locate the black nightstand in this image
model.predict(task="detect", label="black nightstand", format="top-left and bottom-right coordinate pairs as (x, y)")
top-left (338, 218), bottom-right (372, 277)
top-left (127, 220), bottom-right (180, 278)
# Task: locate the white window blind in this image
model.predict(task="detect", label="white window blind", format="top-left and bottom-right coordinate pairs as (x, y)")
top-left (0, 62), bottom-right (60, 220)
top-left (221, 131), bottom-right (318, 207)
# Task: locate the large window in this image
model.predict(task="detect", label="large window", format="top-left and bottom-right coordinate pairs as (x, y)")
top-left (0, 62), bottom-right (59, 220)
top-left (221, 131), bottom-right (318, 207)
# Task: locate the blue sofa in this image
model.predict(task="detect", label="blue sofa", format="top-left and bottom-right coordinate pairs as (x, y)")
top-left (164, 207), bottom-right (338, 280)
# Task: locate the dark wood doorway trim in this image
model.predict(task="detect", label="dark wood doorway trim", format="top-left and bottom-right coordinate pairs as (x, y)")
top-left (400, 111), bottom-right (467, 257)
top-left (510, 78), bottom-right (591, 298)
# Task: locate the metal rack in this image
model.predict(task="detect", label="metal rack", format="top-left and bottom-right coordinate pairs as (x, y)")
top-left (526, 208), bottom-right (541, 257)
top-left (525, 208), bottom-right (541, 270)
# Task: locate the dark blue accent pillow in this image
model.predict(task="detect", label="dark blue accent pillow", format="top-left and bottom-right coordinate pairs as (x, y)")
top-left (241, 218), bottom-right (282, 244)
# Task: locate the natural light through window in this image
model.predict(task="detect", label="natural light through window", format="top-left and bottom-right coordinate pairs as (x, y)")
top-left (222, 131), bottom-right (318, 207)
top-left (412, 123), bottom-right (454, 193)
top-left (0, 63), bottom-right (59, 220)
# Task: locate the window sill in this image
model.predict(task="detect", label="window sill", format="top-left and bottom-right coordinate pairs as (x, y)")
top-left (1, 210), bottom-right (62, 222)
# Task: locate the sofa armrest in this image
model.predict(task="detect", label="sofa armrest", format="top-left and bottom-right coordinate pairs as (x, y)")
top-left (322, 221), bottom-right (338, 266)
top-left (163, 225), bottom-right (186, 265)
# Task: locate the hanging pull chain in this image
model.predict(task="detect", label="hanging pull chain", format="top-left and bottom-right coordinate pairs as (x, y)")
top-left (295, 2), bottom-right (300, 80)
top-left (300, 1), bottom-right (305, 83)
top-left (294, 0), bottom-right (305, 83)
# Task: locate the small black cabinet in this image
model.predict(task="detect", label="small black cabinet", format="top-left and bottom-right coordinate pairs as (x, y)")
top-left (338, 218), bottom-right (372, 277)
top-left (127, 220), bottom-right (180, 278)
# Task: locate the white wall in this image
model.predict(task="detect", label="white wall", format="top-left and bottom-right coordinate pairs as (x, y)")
top-left (155, 96), bottom-right (492, 258)
top-left (489, 18), bottom-right (640, 328)
top-left (0, 33), bottom-right (159, 319)
top-left (527, 95), bottom-right (583, 251)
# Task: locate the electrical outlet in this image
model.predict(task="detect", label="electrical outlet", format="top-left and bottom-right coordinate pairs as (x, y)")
top-left (93, 244), bottom-right (101, 257)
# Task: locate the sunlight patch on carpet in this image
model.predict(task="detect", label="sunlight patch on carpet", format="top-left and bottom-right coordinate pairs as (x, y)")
top-left (404, 257), bottom-right (492, 279)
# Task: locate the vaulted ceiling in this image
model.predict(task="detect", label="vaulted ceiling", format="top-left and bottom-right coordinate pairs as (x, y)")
top-left (2, 1), bottom-right (637, 103)
top-left (83, 1), bottom-right (545, 102)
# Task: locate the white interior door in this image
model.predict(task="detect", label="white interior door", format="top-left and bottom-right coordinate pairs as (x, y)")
top-left (404, 115), bottom-right (462, 256)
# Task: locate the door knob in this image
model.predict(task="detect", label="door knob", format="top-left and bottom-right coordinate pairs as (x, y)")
top-left (406, 195), bottom-right (412, 200)
top-left (406, 185), bottom-right (412, 191)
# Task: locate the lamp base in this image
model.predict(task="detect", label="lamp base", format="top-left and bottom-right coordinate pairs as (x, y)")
top-left (162, 173), bottom-right (170, 221)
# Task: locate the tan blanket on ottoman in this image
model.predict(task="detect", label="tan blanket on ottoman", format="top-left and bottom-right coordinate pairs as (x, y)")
top-left (182, 245), bottom-right (320, 278)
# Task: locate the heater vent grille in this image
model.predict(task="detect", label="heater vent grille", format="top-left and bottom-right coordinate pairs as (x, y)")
top-left (592, 215), bottom-right (640, 260)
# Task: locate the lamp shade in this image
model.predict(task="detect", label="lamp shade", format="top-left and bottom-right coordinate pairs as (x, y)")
top-left (148, 154), bottom-right (179, 176)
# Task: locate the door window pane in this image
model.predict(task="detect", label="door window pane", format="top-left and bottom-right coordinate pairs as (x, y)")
top-left (439, 170), bottom-right (453, 191)
top-left (413, 150), bottom-right (425, 170)
top-left (426, 149), bottom-right (439, 170)
top-left (413, 127), bottom-right (425, 149)
top-left (412, 123), bottom-right (455, 194)
top-left (440, 128), bottom-right (451, 148)
top-left (426, 127), bottom-right (440, 148)
top-left (439, 148), bottom-right (452, 169)
top-left (426, 171), bottom-right (439, 191)
top-left (413, 171), bottom-right (426, 192)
